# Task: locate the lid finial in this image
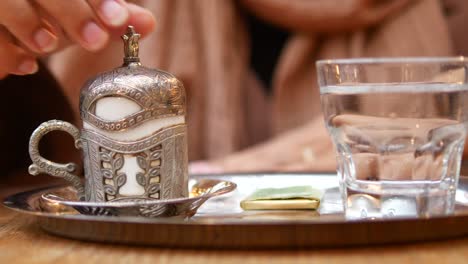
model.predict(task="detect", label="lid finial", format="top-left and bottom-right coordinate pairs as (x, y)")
top-left (122, 26), bottom-right (141, 65)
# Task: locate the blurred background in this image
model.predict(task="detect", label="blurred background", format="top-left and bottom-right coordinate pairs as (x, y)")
top-left (1, 0), bottom-right (468, 189)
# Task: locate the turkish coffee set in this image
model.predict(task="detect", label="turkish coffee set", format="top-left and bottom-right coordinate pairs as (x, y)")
top-left (3, 26), bottom-right (468, 248)
top-left (25, 26), bottom-right (236, 218)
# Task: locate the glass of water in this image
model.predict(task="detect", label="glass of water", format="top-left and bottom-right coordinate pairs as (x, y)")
top-left (316, 57), bottom-right (468, 219)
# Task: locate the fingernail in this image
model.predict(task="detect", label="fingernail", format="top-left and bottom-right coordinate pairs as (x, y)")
top-left (82, 21), bottom-right (109, 51)
top-left (17, 59), bottom-right (38, 74)
top-left (101, 0), bottom-right (128, 26)
top-left (33, 28), bottom-right (58, 53)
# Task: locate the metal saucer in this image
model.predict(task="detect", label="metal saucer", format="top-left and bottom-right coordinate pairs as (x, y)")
top-left (37, 178), bottom-right (236, 218)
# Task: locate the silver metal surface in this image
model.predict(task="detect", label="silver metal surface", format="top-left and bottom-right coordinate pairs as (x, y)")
top-left (28, 120), bottom-right (85, 200)
top-left (28, 26), bottom-right (189, 202)
top-left (3, 173), bottom-right (468, 248)
top-left (79, 26), bottom-right (185, 132)
top-left (80, 125), bottom-right (188, 202)
top-left (39, 178), bottom-right (236, 218)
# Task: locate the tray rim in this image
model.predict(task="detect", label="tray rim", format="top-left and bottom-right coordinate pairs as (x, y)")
top-left (3, 173), bottom-right (468, 226)
top-left (4, 172), bottom-right (468, 248)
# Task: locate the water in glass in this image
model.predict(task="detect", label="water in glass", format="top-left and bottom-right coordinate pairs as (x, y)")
top-left (321, 83), bottom-right (468, 219)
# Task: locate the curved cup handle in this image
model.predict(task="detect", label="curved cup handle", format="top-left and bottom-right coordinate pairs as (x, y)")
top-left (28, 120), bottom-right (85, 201)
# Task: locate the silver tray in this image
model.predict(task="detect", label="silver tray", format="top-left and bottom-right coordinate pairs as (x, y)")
top-left (4, 173), bottom-right (468, 248)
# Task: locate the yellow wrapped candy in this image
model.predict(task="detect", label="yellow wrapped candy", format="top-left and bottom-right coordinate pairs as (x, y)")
top-left (240, 186), bottom-right (323, 210)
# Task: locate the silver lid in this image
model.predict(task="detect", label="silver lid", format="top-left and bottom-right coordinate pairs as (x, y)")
top-left (79, 26), bottom-right (186, 132)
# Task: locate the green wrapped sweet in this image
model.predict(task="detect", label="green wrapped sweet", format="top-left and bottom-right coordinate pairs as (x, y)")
top-left (240, 186), bottom-right (323, 210)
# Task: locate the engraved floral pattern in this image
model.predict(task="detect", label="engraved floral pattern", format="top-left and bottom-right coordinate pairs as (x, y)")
top-left (99, 147), bottom-right (127, 201)
top-left (80, 126), bottom-right (187, 202)
top-left (136, 145), bottom-right (162, 199)
top-left (80, 67), bottom-right (186, 132)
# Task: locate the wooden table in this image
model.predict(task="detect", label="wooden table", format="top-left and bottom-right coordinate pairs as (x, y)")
top-left (1, 174), bottom-right (468, 264)
top-left (1, 206), bottom-right (468, 264)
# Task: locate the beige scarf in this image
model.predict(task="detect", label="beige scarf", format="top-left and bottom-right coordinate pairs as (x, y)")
top-left (47, 0), bottom-right (455, 172)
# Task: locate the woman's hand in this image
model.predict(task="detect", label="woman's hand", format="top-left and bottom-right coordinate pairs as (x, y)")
top-left (0, 0), bottom-right (155, 79)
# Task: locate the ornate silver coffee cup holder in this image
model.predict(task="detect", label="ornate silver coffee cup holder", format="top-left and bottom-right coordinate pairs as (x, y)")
top-left (37, 178), bottom-right (236, 218)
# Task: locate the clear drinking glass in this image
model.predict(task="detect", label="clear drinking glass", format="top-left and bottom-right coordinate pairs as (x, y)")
top-left (316, 57), bottom-right (468, 219)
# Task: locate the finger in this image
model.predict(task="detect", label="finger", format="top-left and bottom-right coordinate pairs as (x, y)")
top-left (35, 0), bottom-right (109, 51)
top-left (125, 3), bottom-right (156, 37)
top-left (361, 0), bottom-right (412, 26)
top-left (87, 0), bottom-right (129, 27)
top-left (0, 0), bottom-right (58, 54)
top-left (33, 6), bottom-right (74, 52)
top-left (93, 3), bottom-right (156, 40)
top-left (0, 28), bottom-right (38, 78)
